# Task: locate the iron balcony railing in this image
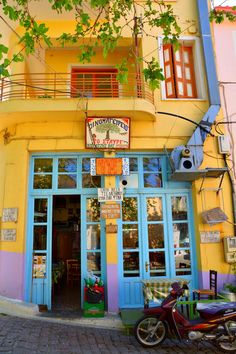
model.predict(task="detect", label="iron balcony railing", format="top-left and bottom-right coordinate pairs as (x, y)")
top-left (0, 72), bottom-right (154, 104)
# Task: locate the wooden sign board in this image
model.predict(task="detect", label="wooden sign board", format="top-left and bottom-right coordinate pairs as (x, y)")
top-left (90, 157), bottom-right (129, 176)
top-left (101, 204), bottom-right (120, 219)
top-left (86, 117), bottom-right (130, 150)
top-left (106, 224), bottom-right (118, 233)
top-left (96, 158), bottom-right (122, 175)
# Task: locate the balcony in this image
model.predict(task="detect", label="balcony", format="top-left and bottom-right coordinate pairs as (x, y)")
top-left (0, 72), bottom-right (156, 123)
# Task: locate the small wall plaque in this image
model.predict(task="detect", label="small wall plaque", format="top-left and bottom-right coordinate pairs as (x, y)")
top-left (2, 208), bottom-right (18, 222)
top-left (101, 204), bottom-right (121, 219)
top-left (98, 188), bottom-right (123, 202)
top-left (1, 229), bottom-right (16, 241)
top-left (200, 231), bottom-right (220, 243)
top-left (106, 224), bottom-right (118, 233)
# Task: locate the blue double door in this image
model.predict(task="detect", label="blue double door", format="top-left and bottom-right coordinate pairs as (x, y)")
top-left (118, 192), bottom-right (195, 308)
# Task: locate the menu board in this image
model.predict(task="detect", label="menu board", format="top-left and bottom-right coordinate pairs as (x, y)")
top-left (33, 255), bottom-right (46, 278)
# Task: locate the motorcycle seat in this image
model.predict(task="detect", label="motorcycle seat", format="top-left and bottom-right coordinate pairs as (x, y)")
top-left (197, 301), bottom-right (236, 319)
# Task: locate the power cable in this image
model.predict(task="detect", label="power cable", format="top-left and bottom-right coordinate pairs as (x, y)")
top-left (156, 111), bottom-right (215, 137)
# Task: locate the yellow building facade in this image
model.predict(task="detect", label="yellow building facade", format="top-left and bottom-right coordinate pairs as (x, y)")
top-left (0, 0), bottom-right (234, 313)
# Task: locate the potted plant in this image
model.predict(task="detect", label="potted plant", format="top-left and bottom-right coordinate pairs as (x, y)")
top-left (221, 283), bottom-right (236, 301)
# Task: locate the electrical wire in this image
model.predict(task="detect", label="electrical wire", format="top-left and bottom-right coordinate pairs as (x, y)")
top-left (157, 111), bottom-right (215, 137)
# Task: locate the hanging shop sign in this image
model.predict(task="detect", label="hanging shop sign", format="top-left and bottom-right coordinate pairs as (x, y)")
top-left (101, 204), bottom-right (121, 219)
top-left (86, 117), bottom-right (130, 149)
top-left (90, 157), bottom-right (129, 176)
top-left (98, 188), bottom-right (123, 202)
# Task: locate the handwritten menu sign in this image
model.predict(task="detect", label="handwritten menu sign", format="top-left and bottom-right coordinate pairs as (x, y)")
top-left (1, 229), bottom-right (16, 241)
top-left (2, 208), bottom-right (18, 222)
top-left (200, 231), bottom-right (220, 243)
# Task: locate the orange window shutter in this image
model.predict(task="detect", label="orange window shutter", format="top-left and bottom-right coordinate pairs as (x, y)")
top-left (173, 45), bottom-right (185, 98)
top-left (173, 45), bottom-right (197, 99)
top-left (163, 44), bottom-right (176, 98)
top-left (182, 46), bottom-right (197, 98)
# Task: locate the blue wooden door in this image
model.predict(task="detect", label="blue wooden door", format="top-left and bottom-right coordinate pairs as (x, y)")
top-left (119, 192), bottom-right (195, 308)
top-left (25, 196), bottom-right (52, 309)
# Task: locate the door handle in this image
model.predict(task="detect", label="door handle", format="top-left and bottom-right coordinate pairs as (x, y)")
top-left (145, 261), bottom-right (149, 272)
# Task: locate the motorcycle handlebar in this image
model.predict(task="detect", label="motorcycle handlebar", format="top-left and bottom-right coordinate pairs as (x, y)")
top-left (170, 282), bottom-right (188, 297)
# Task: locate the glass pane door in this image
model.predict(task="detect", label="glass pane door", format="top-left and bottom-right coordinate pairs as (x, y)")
top-left (146, 196), bottom-right (167, 278)
top-left (28, 197), bottom-right (52, 309)
top-left (81, 196), bottom-right (106, 304)
top-left (170, 195), bottom-right (192, 276)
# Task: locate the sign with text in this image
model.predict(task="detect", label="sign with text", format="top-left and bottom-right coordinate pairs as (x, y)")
top-left (2, 208), bottom-right (18, 222)
top-left (86, 117), bottom-right (130, 149)
top-left (101, 204), bottom-right (121, 219)
top-left (90, 157), bottom-right (129, 176)
top-left (106, 224), bottom-right (118, 233)
top-left (200, 231), bottom-right (220, 243)
top-left (98, 188), bottom-right (123, 202)
top-left (1, 229), bottom-right (16, 241)
top-left (97, 158), bottom-right (122, 175)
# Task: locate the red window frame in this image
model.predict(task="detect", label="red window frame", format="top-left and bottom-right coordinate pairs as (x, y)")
top-left (71, 67), bottom-right (118, 98)
top-left (163, 43), bottom-right (197, 99)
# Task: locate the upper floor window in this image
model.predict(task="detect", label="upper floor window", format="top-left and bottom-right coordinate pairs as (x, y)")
top-left (159, 37), bottom-right (206, 100)
top-left (163, 43), bottom-right (197, 99)
top-left (71, 67), bottom-right (118, 98)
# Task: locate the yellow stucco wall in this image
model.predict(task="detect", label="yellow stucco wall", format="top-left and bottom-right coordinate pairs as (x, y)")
top-left (0, 0), bottom-right (234, 276)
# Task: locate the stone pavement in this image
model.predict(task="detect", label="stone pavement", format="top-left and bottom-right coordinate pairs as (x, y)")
top-left (0, 313), bottom-right (223, 354)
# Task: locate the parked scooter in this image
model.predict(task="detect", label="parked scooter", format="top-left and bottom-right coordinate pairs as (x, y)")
top-left (134, 282), bottom-right (236, 352)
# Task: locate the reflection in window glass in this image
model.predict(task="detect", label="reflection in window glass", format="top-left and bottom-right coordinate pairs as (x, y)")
top-left (122, 197), bottom-right (138, 221)
top-left (172, 196), bottom-right (187, 220)
top-left (33, 225), bottom-right (47, 250)
top-left (148, 224), bottom-right (164, 248)
top-left (129, 158), bottom-right (138, 171)
top-left (34, 158), bottom-right (53, 173)
top-left (149, 251), bottom-right (166, 276)
top-left (147, 197), bottom-right (163, 221)
top-left (86, 198), bottom-right (100, 222)
top-left (82, 158), bottom-right (91, 172)
top-left (58, 158), bottom-right (77, 172)
top-left (143, 157), bottom-right (162, 172)
top-left (175, 250), bottom-right (191, 275)
top-left (173, 223), bottom-right (189, 248)
top-left (33, 175), bottom-right (52, 189)
top-left (34, 199), bottom-right (47, 223)
top-left (58, 175), bottom-right (77, 189)
top-left (82, 174), bottom-right (101, 188)
top-left (87, 225), bottom-right (100, 249)
top-left (87, 252), bottom-right (101, 273)
top-left (144, 173), bottom-right (162, 188)
top-left (123, 252), bottom-right (139, 277)
top-left (123, 224), bottom-right (139, 249)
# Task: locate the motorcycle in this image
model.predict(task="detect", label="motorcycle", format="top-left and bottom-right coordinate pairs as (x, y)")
top-left (134, 282), bottom-right (236, 352)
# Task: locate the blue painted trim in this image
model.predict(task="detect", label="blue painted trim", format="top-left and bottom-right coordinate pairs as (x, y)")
top-left (197, 0), bottom-right (220, 106)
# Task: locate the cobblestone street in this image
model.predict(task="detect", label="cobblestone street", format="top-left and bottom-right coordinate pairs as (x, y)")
top-left (0, 314), bottom-right (224, 354)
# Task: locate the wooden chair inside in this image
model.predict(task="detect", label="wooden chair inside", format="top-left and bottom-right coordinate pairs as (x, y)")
top-left (66, 259), bottom-right (80, 286)
top-left (193, 270), bottom-right (217, 301)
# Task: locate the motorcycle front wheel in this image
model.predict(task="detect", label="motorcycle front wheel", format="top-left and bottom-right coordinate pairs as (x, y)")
top-left (216, 320), bottom-right (236, 352)
top-left (134, 315), bottom-right (167, 348)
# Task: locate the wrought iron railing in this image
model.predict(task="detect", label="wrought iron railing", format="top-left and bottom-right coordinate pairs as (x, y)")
top-left (0, 72), bottom-right (154, 104)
